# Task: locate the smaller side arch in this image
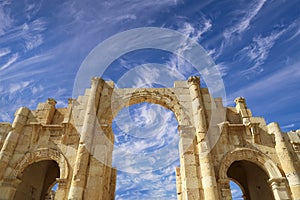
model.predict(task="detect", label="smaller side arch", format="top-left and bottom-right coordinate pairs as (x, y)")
top-left (219, 148), bottom-right (283, 180)
top-left (218, 148), bottom-right (292, 200)
top-left (10, 148), bottom-right (69, 181)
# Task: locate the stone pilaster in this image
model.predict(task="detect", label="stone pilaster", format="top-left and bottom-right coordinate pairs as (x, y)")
top-left (235, 97), bottom-right (251, 125)
top-left (187, 76), bottom-right (207, 142)
top-left (61, 98), bottom-right (76, 144)
top-left (178, 125), bottom-right (201, 200)
top-left (0, 178), bottom-right (22, 199)
top-left (218, 179), bottom-right (232, 200)
top-left (268, 177), bottom-right (292, 200)
top-left (0, 107), bottom-right (30, 180)
top-left (187, 76), bottom-right (219, 200)
top-left (176, 167), bottom-right (183, 200)
top-left (36, 98), bottom-right (57, 124)
top-left (268, 122), bottom-right (300, 199)
top-left (249, 122), bottom-right (261, 144)
top-left (68, 78), bottom-right (102, 199)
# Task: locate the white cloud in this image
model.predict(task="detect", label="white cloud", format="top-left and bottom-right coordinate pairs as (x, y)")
top-left (0, 52), bottom-right (53, 81)
top-left (115, 62), bottom-right (186, 89)
top-left (287, 20), bottom-right (300, 41)
top-left (24, 1), bottom-right (43, 20)
top-left (132, 66), bottom-right (161, 88)
top-left (164, 18), bottom-right (213, 77)
top-left (0, 112), bottom-right (11, 122)
top-left (215, 62), bottom-right (229, 77)
top-left (28, 19), bottom-right (47, 32)
top-left (22, 19), bottom-right (46, 51)
top-left (179, 19), bottom-right (212, 42)
top-left (0, 48), bottom-right (10, 57)
top-left (0, 17), bottom-right (46, 52)
top-left (112, 103), bottom-right (179, 178)
top-left (290, 28), bottom-right (300, 40)
top-left (8, 81), bottom-right (31, 94)
top-left (110, 14), bottom-right (137, 22)
top-left (208, 41), bottom-right (225, 60)
top-left (238, 27), bottom-right (288, 75)
top-left (31, 85), bottom-right (44, 95)
top-left (0, 53), bottom-right (19, 71)
top-left (227, 60), bottom-right (300, 106)
top-left (281, 124), bottom-right (295, 129)
top-left (25, 34), bottom-right (43, 50)
top-left (62, 0), bottom-right (180, 27)
top-left (0, 3), bottom-right (13, 35)
top-left (224, 0), bottom-right (267, 41)
top-left (115, 167), bottom-right (178, 200)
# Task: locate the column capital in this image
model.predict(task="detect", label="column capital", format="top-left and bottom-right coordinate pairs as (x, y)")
top-left (187, 76), bottom-right (200, 86)
top-left (268, 177), bottom-right (287, 187)
top-left (47, 98), bottom-right (57, 106)
top-left (2, 178), bottom-right (22, 188)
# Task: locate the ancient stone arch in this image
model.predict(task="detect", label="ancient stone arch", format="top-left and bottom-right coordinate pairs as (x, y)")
top-left (219, 148), bottom-right (283, 180)
top-left (218, 148), bottom-right (291, 199)
top-left (11, 148), bottom-right (69, 181)
top-left (14, 160), bottom-right (60, 200)
top-left (110, 88), bottom-right (192, 126)
top-left (0, 77), bottom-right (299, 200)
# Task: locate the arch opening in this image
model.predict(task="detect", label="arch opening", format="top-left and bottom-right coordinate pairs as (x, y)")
top-left (112, 102), bottom-right (179, 199)
top-left (227, 160), bottom-right (274, 200)
top-left (14, 160), bottom-right (60, 200)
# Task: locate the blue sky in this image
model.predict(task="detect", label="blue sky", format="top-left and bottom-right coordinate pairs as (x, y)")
top-left (0, 0), bottom-right (299, 199)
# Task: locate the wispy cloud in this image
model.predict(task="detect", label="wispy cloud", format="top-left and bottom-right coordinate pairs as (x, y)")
top-left (8, 81), bottom-right (31, 94)
top-left (208, 40), bottom-right (225, 61)
top-left (112, 103), bottom-right (179, 199)
top-left (286, 20), bottom-right (300, 41)
top-left (31, 85), bottom-right (44, 95)
top-left (236, 19), bottom-right (300, 76)
top-left (224, 0), bottom-right (267, 41)
top-left (25, 34), bottom-right (43, 50)
top-left (0, 53), bottom-right (19, 71)
top-left (239, 29), bottom-right (285, 75)
top-left (22, 19), bottom-right (46, 51)
top-left (0, 48), bottom-right (10, 57)
top-left (281, 123), bottom-right (295, 129)
top-left (62, 0), bottom-right (180, 27)
top-left (227, 60), bottom-right (300, 106)
top-left (0, 17), bottom-right (46, 53)
top-left (163, 18), bottom-right (213, 77)
top-left (290, 28), bottom-right (300, 40)
top-left (109, 14), bottom-right (137, 23)
top-left (178, 19), bottom-right (212, 42)
top-left (24, 1), bottom-right (43, 20)
top-left (215, 62), bottom-right (229, 77)
top-left (0, 3), bottom-right (13, 35)
top-left (0, 52), bottom-right (53, 81)
top-left (111, 102), bottom-right (180, 198)
top-left (114, 60), bottom-right (185, 88)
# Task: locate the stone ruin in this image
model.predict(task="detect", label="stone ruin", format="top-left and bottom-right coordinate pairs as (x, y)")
top-left (0, 77), bottom-right (299, 199)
